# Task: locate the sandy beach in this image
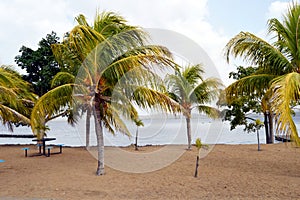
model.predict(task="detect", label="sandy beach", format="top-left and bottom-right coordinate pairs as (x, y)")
top-left (0, 143), bottom-right (299, 200)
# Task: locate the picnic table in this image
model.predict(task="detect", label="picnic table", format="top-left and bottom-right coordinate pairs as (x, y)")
top-left (32, 137), bottom-right (56, 156)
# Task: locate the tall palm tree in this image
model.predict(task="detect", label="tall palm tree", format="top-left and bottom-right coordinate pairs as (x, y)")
top-left (0, 66), bottom-right (36, 130)
top-left (165, 64), bottom-right (222, 150)
top-left (224, 2), bottom-right (300, 145)
top-left (33, 11), bottom-right (180, 175)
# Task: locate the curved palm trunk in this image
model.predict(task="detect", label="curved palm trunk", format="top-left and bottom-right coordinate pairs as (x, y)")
top-left (93, 94), bottom-right (105, 176)
top-left (264, 112), bottom-right (270, 143)
top-left (264, 111), bottom-right (274, 144)
top-left (85, 106), bottom-right (91, 148)
top-left (186, 110), bottom-right (192, 150)
top-left (269, 113), bottom-right (274, 143)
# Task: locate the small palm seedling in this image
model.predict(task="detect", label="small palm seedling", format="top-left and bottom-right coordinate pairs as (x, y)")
top-left (194, 138), bottom-right (208, 177)
top-left (255, 119), bottom-right (264, 151)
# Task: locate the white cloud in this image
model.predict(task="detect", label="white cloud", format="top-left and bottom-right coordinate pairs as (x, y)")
top-left (265, 1), bottom-right (290, 20)
top-left (0, 0), bottom-right (231, 83)
top-left (0, 0), bottom-right (98, 65)
top-left (1, 0), bottom-right (267, 85)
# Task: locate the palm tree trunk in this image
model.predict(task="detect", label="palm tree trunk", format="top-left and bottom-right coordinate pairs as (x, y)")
top-left (85, 106), bottom-right (91, 148)
top-left (94, 112), bottom-right (105, 175)
top-left (194, 155), bottom-right (199, 177)
top-left (269, 113), bottom-right (274, 143)
top-left (93, 93), bottom-right (105, 176)
top-left (257, 129), bottom-right (261, 151)
top-left (186, 111), bottom-right (192, 150)
top-left (264, 111), bottom-right (271, 144)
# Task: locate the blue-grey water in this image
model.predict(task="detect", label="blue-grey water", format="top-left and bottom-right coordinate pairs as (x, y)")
top-left (0, 113), bottom-right (299, 146)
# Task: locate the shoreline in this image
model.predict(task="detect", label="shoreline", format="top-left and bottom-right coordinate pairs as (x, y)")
top-left (0, 140), bottom-right (289, 148)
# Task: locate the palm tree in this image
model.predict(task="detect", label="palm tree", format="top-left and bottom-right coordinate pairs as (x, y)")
top-left (224, 2), bottom-right (300, 145)
top-left (33, 11), bottom-right (180, 175)
top-left (165, 64), bottom-right (222, 150)
top-left (0, 66), bottom-right (36, 130)
top-left (134, 119), bottom-right (144, 151)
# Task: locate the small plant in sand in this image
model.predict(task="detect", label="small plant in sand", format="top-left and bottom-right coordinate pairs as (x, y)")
top-left (255, 119), bottom-right (264, 151)
top-left (194, 138), bottom-right (208, 177)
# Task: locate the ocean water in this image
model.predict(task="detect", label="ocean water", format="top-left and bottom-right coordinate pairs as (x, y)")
top-left (0, 113), bottom-right (299, 147)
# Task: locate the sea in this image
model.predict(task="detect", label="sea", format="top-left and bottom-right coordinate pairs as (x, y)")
top-left (0, 112), bottom-right (299, 147)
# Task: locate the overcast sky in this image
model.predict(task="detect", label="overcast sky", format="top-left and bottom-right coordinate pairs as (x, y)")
top-left (0, 0), bottom-right (294, 85)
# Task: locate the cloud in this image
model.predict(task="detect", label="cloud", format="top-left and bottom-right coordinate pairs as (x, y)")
top-left (0, 0), bottom-right (230, 83)
top-left (0, 0), bottom-right (245, 85)
top-left (0, 0), bottom-right (99, 65)
top-left (265, 1), bottom-right (290, 20)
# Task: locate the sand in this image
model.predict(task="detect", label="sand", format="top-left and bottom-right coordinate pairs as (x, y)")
top-left (0, 143), bottom-right (299, 200)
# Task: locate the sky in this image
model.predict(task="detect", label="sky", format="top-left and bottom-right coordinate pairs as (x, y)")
top-left (0, 0), bottom-right (295, 85)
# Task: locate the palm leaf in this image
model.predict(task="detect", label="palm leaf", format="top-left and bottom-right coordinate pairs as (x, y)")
top-left (51, 72), bottom-right (75, 88)
top-left (192, 77), bottom-right (223, 104)
top-left (31, 84), bottom-right (86, 136)
top-left (271, 72), bottom-right (300, 145)
top-left (196, 105), bottom-right (220, 119)
top-left (132, 86), bottom-right (181, 113)
top-left (226, 74), bottom-right (277, 103)
top-left (0, 67), bottom-right (35, 128)
top-left (0, 104), bottom-right (30, 131)
top-left (181, 64), bottom-right (204, 85)
top-left (224, 31), bottom-right (291, 74)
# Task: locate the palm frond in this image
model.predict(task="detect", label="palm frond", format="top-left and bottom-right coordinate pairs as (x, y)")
top-left (51, 72), bottom-right (75, 88)
top-left (268, 1), bottom-right (300, 71)
top-left (30, 84), bottom-right (84, 136)
top-left (102, 102), bottom-right (136, 137)
top-left (224, 31), bottom-right (291, 73)
top-left (131, 86), bottom-right (181, 113)
top-left (100, 45), bottom-right (174, 82)
top-left (75, 14), bottom-right (90, 27)
top-left (165, 73), bottom-right (188, 104)
top-left (196, 105), bottom-right (220, 119)
top-left (181, 64), bottom-right (204, 85)
top-left (0, 67), bottom-right (36, 128)
top-left (0, 104), bottom-right (30, 130)
top-left (192, 77), bottom-right (223, 104)
top-left (226, 74), bottom-right (277, 103)
top-left (271, 72), bottom-right (300, 145)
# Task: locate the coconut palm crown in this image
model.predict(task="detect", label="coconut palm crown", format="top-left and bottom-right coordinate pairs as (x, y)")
top-left (224, 2), bottom-right (300, 145)
top-left (32, 11), bottom-right (180, 175)
top-left (165, 64), bottom-right (222, 149)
